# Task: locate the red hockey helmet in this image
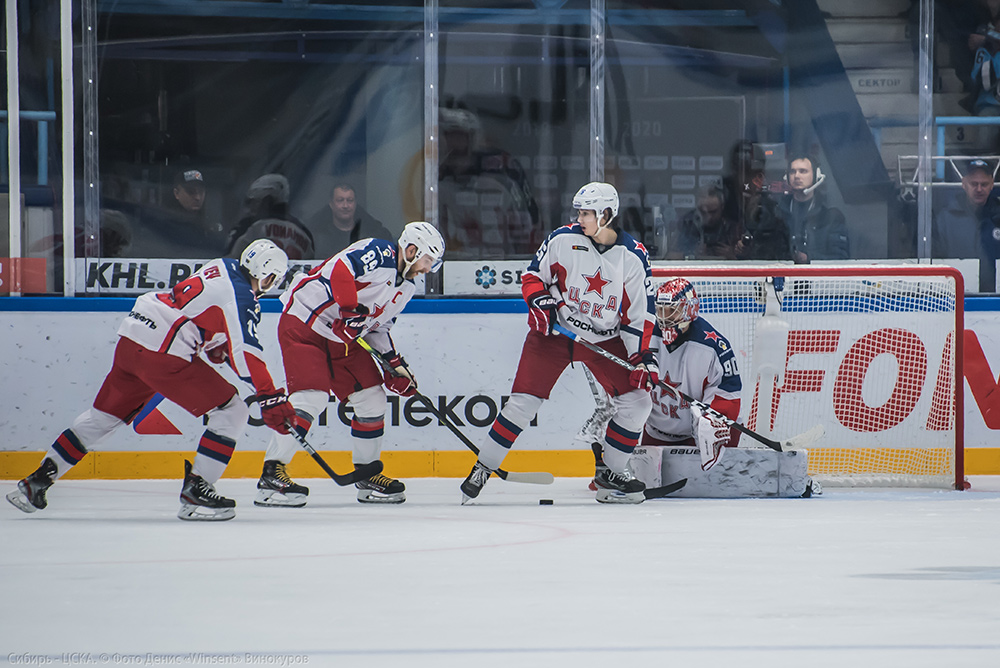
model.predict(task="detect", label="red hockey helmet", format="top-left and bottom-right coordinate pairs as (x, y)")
top-left (655, 278), bottom-right (699, 335)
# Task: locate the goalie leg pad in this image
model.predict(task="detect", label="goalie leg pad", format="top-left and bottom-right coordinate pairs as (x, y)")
top-left (660, 447), bottom-right (811, 498)
top-left (628, 445), bottom-right (662, 488)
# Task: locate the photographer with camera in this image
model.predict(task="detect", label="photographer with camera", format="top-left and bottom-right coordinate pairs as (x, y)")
top-left (666, 184), bottom-right (743, 260)
top-left (731, 157), bottom-right (792, 261)
top-left (778, 155), bottom-right (850, 263)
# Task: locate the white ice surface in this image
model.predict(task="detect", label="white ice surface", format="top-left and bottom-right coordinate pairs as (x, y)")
top-left (2, 476), bottom-right (999, 668)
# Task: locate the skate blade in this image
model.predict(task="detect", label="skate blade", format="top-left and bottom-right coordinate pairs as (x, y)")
top-left (357, 490), bottom-right (405, 504)
top-left (6, 489), bottom-right (38, 513)
top-left (595, 489), bottom-right (645, 505)
top-left (177, 504), bottom-right (236, 521)
top-left (461, 493), bottom-right (476, 505)
top-left (254, 489), bottom-right (307, 508)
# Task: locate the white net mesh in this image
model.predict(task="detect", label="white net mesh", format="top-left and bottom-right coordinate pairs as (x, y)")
top-left (651, 266), bottom-right (964, 488)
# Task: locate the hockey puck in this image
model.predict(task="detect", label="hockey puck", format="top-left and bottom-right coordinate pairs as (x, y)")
top-left (539, 499), bottom-right (554, 505)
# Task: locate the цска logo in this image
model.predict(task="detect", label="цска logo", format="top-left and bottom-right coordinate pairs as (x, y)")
top-left (476, 266), bottom-right (497, 289)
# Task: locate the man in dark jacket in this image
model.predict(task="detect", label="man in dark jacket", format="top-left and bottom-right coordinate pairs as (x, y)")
top-left (779, 155), bottom-right (850, 263)
top-left (934, 159), bottom-right (1000, 291)
top-left (307, 183), bottom-right (393, 258)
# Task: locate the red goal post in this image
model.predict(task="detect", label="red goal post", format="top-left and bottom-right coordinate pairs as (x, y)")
top-left (649, 265), bottom-right (966, 489)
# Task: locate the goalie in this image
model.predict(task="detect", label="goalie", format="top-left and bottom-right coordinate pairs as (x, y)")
top-left (587, 278), bottom-right (817, 498)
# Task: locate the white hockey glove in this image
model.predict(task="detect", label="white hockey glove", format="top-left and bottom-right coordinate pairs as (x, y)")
top-left (691, 404), bottom-right (731, 471)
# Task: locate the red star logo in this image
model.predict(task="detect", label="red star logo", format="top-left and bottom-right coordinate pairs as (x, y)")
top-left (583, 268), bottom-right (611, 297)
top-left (635, 242), bottom-right (649, 256)
top-left (658, 372), bottom-right (683, 401)
top-left (704, 330), bottom-right (721, 343)
top-left (370, 302), bottom-right (387, 319)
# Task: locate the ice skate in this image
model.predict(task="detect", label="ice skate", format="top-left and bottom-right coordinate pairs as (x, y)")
top-left (356, 471), bottom-right (405, 504)
top-left (460, 461), bottom-right (494, 504)
top-left (6, 458), bottom-right (57, 514)
top-left (178, 460), bottom-right (236, 521)
top-left (588, 441), bottom-right (607, 492)
top-left (594, 467), bottom-right (645, 504)
top-left (254, 460), bottom-right (309, 508)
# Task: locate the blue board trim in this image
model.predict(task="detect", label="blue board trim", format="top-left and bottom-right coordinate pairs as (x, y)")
top-left (0, 296), bottom-right (529, 314)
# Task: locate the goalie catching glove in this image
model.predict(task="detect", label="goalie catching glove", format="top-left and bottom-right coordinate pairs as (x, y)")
top-left (382, 352), bottom-right (417, 397)
top-left (526, 291), bottom-right (563, 335)
top-left (258, 390), bottom-right (296, 434)
top-left (628, 350), bottom-right (659, 391)
top-left (692, 404), bottom-right (731, 471)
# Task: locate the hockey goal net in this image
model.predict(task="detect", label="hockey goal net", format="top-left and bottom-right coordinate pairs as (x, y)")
top-left (650, 265), bottom-right (966, 489)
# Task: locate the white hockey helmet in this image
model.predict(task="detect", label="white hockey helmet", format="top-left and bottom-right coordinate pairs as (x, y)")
top-left (398, 221), bottom-right (445, 274)
top-left (240, 238), bottom-right (289, 292)
top-left (572, 182), bottom-right (619, 224)
top-left (655, 278), bottom-right (700, 333)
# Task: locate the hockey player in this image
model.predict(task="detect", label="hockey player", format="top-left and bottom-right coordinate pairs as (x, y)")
top-left (641, 278), bottom-right (740, 466)
top-left (254, 221), bottom-right (445, 506)
top-left (586, 278), bottom-right (739, 485)
top-left (6, 240), bottom-right (296, 521)
top-left (460, 182), bottom-right (657, 504)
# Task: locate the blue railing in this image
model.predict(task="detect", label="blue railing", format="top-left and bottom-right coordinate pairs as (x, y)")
top-left (0, 110), bottom-right (57, 186)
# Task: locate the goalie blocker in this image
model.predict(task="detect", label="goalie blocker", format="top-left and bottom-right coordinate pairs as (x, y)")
top-left (630, 445), bottom-right (819, 498)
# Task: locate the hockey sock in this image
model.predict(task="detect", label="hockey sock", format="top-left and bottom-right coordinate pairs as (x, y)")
top-left (46, 430), bottom-right (89, 479)
top-left (603, 419), bottom-right (641, 473)
top-left (351, 416), bottom-right (385, 464)
top-left (192, 430), bottom-right (236, 484)
top-left (480, 393), bottom-right (543, 471)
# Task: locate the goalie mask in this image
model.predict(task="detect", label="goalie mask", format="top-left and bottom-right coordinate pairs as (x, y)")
top-left (398, 221), bottom-right (445, 276)
top-left (655, 278), bottom-right (699, 344)
top-left (573, 182), bottom-right (619, 229)
top-left (240, 239), bottom-right (288, 293)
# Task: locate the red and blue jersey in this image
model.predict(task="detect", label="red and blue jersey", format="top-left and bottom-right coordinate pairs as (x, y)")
top-left (522, 223), bottom-right (655, 357)
top-left (117, 258), bottom-right (280, 394)
top-left (647, 316), bottom-right (741, 441)
top-left (280, 238), bottom-right (416, 355)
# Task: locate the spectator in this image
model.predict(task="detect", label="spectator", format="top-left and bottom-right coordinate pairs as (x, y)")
top-left (129, 167), bottom-right (227, 258)
top-left (732, 160), bottom-right (791, 261)
top-left (225, 174), bottom-right (315, 260)
top-left (307, 183), bottom-right (393, 257)
top-left (778, 155), bottom-right (850, 263)
top-left (933, 158), bottom-right (1000, 291)
top-left (666, 184), bottom-right (743, 260)
top-left (438, 106), bottom-right (540, 258)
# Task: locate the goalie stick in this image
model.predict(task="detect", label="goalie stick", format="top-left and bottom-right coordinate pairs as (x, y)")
top-left (552, 324), bottom-right (825, 453)
top-left (356, 338), bottom-right (554, 486)
top-left (643, 477), bottom-right (688, 500)
top-left (141, 393), bottom-right (382, 486)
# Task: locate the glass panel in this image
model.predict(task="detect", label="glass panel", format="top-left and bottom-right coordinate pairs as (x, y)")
top-left (606, 1), bottom-right (903, 268)
top-left (85, 0), bottom-right (424, 294)
top-left (930, 0), bottom-right (1000, 293)
top-left (438, 1), bottom-right (591, 261)
top-left (2, 2), bottom-right (61, 295)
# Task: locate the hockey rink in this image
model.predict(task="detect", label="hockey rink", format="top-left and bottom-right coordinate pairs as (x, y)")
top-left (2, 476), bottom-right (999, 668)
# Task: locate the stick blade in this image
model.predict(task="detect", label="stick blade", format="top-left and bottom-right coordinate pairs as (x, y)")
top-left (643, 478), bottom-right (688, 500)
top-left (336, 460), bottom-right (384, 486)
top-left (781, 424), bottom-right (826, 450)
top-left (497, 471), bottom-right (555, 485)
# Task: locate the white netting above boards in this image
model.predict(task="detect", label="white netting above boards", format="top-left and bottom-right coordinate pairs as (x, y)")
top-left (650, 265), bottom-right (966, 489)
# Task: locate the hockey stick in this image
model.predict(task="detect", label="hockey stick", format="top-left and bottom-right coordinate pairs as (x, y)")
top-left (552, 324), bottom-right (825, 453)
top-left (576, 365), bottom-right (615, 444)
top-left (288, 428), bottom-right (384, 486)
top-left (145, 392), bottom-right (381, 486)
top-left (643, 477), bottom-right (688, 500)
top-left (356, 338), bottom-right (554, 486)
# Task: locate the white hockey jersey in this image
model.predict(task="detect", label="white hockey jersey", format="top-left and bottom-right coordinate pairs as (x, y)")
top-left (280, 238), bottom-right (415, 355)
top-left (647, 316), bottom-right (742, 442)
top-left (117, 258), bottom-right (279, 394)
top-left (522, 223), bottom-right (655, 357)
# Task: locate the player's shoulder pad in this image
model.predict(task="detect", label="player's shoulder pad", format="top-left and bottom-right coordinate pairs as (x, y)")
top-left (547, 222), bottom-right (584, 243)
top-left (616, 231), bottom-right (651, 268)
top-left (345, 238), bottom-right (397, 274)
top-left (688, 317), bottom-right (735, 359)
top-left (222, 258), bottom-right (252, 291)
